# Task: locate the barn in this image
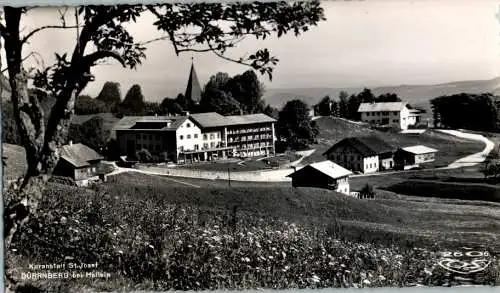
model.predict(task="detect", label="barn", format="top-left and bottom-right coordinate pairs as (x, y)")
top-left (286, 160), bottom-right (353, 195)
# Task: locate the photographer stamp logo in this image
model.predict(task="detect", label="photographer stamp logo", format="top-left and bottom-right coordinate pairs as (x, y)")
top-left (438, 249), bottom-right (492, 274)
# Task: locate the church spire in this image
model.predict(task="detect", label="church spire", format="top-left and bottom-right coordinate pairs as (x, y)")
top-left (184, 58), bottom-right (202, 107)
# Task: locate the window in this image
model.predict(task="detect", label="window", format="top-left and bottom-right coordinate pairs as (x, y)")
top-left (203, 134), bottom-right (208, 140)
top-left (217, 132), bottom-right (220, 138)
top-left (92, 167), bottom-right (96, 173)
top-left (155, 145), bottom-right (160, 151)
top-left (180, 135), bottom-right (184, 140)
top-left (194, 144), bottom-right (199, 150)
top-left (179, 146), bottom-right (184, 152)
top-left (186, 123), bottom-right (191, 128)
top-left (203, 143), bottom-right (209, 149)
top-left (194, 134), bottom-right (198, 139)
top-left (149, 144), bottom-right (152, 149)
top-left (149, 135), bottom-right (152, 140)
top-left (136, 134), bottom-right (141, 140)
top-left (187, 134), bottom-right (191, 139)
top-left (136, 144), bottom-right (140, 149)
top-left (210, 134), bottom-right (215, 140)
top-left (350, 155), bottom-right (353, 161)
top-left (210, 142), bottom-right (215, 148)
top-left (142, 134), bottom-right (147, 140)
top-left (366, 113), bottom-right (370, 116)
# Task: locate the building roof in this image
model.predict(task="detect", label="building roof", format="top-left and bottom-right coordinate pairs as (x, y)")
top-left (115, 112), bottom-right (276, 132)
top-left (60, 143), bottom-right (104, 168)
top-left (224, 113), bottom-right (277, 126)
top-left (287, 160), bottom-right (352, 179)
top-left (184, 62), bottom-right (202, 105)
top-left (401, 145), bottom-right (438, 155)
top-left (113, 115), bottom-right (188, 131)
top-left (358, 102), bottom-right (408, 112)
top-left (189, 112), bottom-right (228, 128)
top-left (190, 112), bottom-right (276, 128)
top-left (323, 135), bottom-right (395, 157)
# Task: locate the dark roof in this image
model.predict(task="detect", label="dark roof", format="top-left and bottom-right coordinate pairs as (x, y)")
top-left (323, 135), bottom-right (395, 157)
top-left (113, 115), bottom-right (188, 131)
top-left (184, 63), bottom-right (202, 105)
top-left (60, 143), bottom-right (104, 168)
top-left (190, 112), bottom-right (276, 129)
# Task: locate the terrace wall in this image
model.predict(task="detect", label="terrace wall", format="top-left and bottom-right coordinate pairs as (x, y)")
top-left (135, 165), bottom-right (295, 182)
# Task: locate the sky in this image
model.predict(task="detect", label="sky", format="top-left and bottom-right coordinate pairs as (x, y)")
top-left (2, 0), bottom-right (500, 102)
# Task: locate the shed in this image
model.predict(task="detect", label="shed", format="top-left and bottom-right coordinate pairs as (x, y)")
top-left (394, 145), bottom-right (438, 170)
top-left (287, 160), bottom-right (353, 195)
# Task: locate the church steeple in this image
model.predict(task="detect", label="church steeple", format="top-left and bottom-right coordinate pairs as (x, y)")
top-left (184, 58), bottom-right (202, 107)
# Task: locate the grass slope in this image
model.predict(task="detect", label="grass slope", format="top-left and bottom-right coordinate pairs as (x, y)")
top-left (105, 172), bottom-right (500, 251)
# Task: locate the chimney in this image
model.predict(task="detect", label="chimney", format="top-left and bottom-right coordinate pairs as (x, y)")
top-left (155, 113), bottom-right (158, 117)
top-left (292, 166), bottom-right (297, 173)
top-left (69, 140), bottom-right (73, 146)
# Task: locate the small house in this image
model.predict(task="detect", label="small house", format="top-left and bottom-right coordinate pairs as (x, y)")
top-left (53, 142), bottom-right (104, 187)
top-left (323, 135), bottom-right (396, 173)
top-left (286, 160), bottom-right (353, 195)
top-left (394, 145), bottom-right (438, 170)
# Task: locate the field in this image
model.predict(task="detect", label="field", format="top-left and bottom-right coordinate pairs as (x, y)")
top-left (7, 173), bottom-right (500, 291)
top-left (302, 117), bottom-right (485, 167)
top-left (178, 152), bottom-right (301, 172)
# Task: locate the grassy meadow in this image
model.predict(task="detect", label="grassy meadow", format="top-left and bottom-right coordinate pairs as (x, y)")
top-left (6, 172), bottom-right (500, 291)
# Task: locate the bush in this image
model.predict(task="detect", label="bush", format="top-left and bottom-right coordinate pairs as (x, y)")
top-left (136, 149), bottom-right (153, 163)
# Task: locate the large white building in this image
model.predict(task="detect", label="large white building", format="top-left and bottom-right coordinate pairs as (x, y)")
top-left (358, 102), bottom-right (422, 130)
top-left (114, 112), bottom-right (277, 164)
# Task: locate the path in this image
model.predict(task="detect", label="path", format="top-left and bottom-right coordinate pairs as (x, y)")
top-left (107, 129), bottom-right (494, 183)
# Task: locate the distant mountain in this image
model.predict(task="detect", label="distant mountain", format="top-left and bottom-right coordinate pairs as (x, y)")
top-left (262, 77), bottom-right (500, 114)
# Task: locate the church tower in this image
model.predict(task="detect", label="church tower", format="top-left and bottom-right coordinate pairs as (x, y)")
top-left (184, 58), bottom-right (202, 107)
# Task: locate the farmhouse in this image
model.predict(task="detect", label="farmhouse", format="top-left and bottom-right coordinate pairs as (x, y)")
top-left (114, 112), bottom-right (276, 164)
top-left (394, 145), bottom-right (438, 170)
top-left (323, 135), bottom-right (396, 173)
top-left (358, 102), bottom-right (422, 130)
top-left (52, 142), bottom-right (104, 187)
top-left (287, 160), bottom-right (352, 195)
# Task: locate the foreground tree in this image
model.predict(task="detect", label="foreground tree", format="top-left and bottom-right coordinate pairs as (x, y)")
top-left (1, 3), bottom-right (325, 291)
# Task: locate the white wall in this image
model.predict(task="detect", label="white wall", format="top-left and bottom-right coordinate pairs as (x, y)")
top-left (200, 130), bottom-right (223, 150)
top-left (362, 156), bottom-right (379, 173)
top-left (335, 177), bottom-right (350, 195)
top-left (176, 118), bottom-right (202, 154)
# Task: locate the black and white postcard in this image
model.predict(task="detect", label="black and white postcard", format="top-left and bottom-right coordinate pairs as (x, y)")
top-left (1, 1), bottom-right (499, 292)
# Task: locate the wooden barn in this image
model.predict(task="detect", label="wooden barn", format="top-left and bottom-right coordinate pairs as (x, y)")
top-left (53, 142), bottom-right (104, 187)
top-left (394, 145), bottom-right (438, 170)
top-left (287, 160), bottom-right (353, 195)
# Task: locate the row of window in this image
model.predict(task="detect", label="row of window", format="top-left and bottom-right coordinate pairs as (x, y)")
top-left (365, 111), bottom-right (398, 116)
top-left (179, 133), bottom-right (221, 140)
top-left (229, 134), bottom-right (272, 142)
top-left (137, 144), bottom-right (161, 151)
top-left (364, 119), bottom-right (400, 123)
top-left (227, 127), bottom-right (272, 134)
top-left (136, 134), bottom-right (161, 141)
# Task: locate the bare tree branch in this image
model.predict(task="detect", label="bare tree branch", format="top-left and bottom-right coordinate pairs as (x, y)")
top-left (21, 25), bottom-right (80, 44)
top-left (0, 51), bottom-right (45, 74)
top-left (83, 50), bottom-right (126, 67)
